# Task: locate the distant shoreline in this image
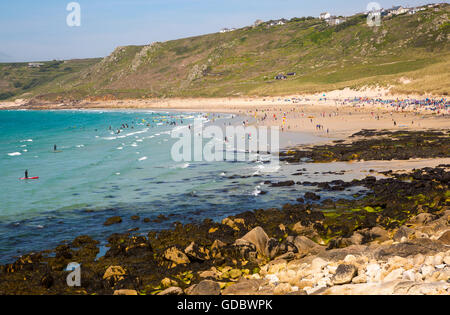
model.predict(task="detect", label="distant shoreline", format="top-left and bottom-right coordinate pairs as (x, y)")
top-left (2, 90), bottom-right (448, 141)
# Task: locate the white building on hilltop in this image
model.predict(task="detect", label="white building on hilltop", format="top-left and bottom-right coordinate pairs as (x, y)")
top-left (389, 6), bottom-right (409, 15)
top-left (320, 12), bottom-right (331, 20)
top-left (220, 28), bottom-right (236, 33)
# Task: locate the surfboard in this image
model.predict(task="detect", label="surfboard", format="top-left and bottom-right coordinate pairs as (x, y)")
top-left (20, 177), bottom-right (39, 180)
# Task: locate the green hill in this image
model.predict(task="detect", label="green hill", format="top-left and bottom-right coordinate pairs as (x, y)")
top-left (1, 4), bottom-right (449, 101)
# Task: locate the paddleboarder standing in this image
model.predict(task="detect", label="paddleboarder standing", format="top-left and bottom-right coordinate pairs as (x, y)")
top-left (25, 170), bottom-right (28, 179)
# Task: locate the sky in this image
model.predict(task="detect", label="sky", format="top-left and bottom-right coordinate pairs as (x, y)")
top-left (0, 0), bottom-right (446, 62)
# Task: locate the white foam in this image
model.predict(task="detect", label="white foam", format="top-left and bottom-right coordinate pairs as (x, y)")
top-left (117, 147), bottom-right (123, 150)
top-left (255, 163), bottom-right (281, 173)
top-left (252, 186), bottom-right (262, 196)
top-left (138, 156), bottom-right (148, 161)
top-left (20, 139), bottom-right (33, 142)
top-left (8, 152), bottom-right (21, 156)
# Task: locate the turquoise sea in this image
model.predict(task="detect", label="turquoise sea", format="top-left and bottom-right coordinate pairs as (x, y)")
top-left (0, 109), bottom-right (357, 264)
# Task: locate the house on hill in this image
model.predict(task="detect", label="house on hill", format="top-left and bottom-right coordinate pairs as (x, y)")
top-left (327, 17), bottom-right (346, 26)
top-left (268, 19), bottom-right (287, 27)
top-left (408, 7), bottom-right (426, 14)
top-left (253, 19), bottom-right (264, 27)
top-left (389, 6), bottom-right (409, 15)
top-left (320, 12), bottom-right (331, 20)
top-left (220, 28), bottom-right (236, 33)
top-left (28, 62), bottom-right (44, 68)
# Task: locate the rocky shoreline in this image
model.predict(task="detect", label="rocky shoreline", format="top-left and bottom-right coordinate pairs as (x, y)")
top-left (0, 130), bottom-right (449, 295)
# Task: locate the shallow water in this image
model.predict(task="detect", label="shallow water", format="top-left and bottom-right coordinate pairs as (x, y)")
top-left (0, 109), bottom-right (364, 263)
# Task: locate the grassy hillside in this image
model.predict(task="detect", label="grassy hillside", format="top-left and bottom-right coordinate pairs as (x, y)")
top-left (2, 4), bottom-right (449, 101)
top-left (0, 59), bottom-right (101, 101)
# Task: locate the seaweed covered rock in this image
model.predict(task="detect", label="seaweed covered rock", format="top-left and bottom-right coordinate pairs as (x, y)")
top-left (332, 264), bottom-right (358, 285)
top-left (164, 247), bottom-right (190, 265)
top-left (103, 216), bottom-right (122, 226)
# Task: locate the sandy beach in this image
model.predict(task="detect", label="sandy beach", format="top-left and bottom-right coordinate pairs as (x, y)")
top-left (2, 88), bottom-right (448, 140)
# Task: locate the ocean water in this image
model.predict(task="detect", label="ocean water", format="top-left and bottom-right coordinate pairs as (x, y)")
top-left (0, 109), bottom-right (352, 263)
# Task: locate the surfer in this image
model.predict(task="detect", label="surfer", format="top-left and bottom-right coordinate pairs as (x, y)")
top-left (54, 145), bottom-right (57, 151)
top-left (24, 170), bottom-right (28, 179)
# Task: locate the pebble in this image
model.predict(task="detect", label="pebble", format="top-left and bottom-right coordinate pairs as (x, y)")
top-left (420, 265), bottom-right (435, 278)
top-left (366, 263), bottom-right (382, 282)
top-left (352, 274), bottom-right (367, 284)
top-left (311, 258), bottom-right (328, 271)
top-left (383, 268), bottom-right (404, 282)
top-left (403, 269), bottom-right (416, 282)
top-left (274, 283), bottom-right (292, 295)
top-left (266, 274), bottom-right (279, 285)
top-left (413, 254), bottom-right (425, 266)
top-left (444, 256), bottom-right (450, 265)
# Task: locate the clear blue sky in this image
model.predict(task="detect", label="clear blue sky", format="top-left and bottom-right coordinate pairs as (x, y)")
top-left (0, 0), bottom-right (444, 62)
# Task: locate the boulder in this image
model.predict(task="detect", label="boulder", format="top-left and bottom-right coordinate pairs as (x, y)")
top-left (293, 236), bottom-right (324, 256)
top-left (366, 263), bottom-right (382, 282)
top-left (233, 239), bottom-right (259, 263)
top-left (317, 280), bottom-right (404, 295)
top-left (210, 239), bottom-right (226, 258)
top-left (238, 227), bottom-right (269, 257)
top-left (113, 289), bottom-right (138, 295)
top-left (222, 279), bottom-right (263, 295)
top-left (438, 230), bottom-right (450, 245)
top-left (393, 226), bottom-right (414, 242)
top-left (157, 287), bottom-right (183, 295)
top-left (187, 280), bottom-right (221, 295)
top-left (271, 180), bottom-right (295, 187)
top-left (383, 268), bottom-right (404, 282)
top-left (265, 238), bottom-right (281, 259)
top-left (103, 266), bottom-right (126, 283)
top-left (164, 247), bottom-right (190, 265)
top-left (161, 277), bottom-right (178, 288)
top-left (332, 264), bottom-right (358, 285)
top-left (368, 226), bottom-right (390, 243)
top-left (310, 257), bottom-right (328, 272)
top-left (184, 241), bottom-right (209, 261)
top-left (222, 217), bottom-right (239, 231)
top-left (409, 213), bottom-right (435, 225)
top-left (304, 192), bottom-right (320, 201)
top-left (274, 283), bottom-right (292, 295)
top-left (375, 239), bottom-right (448, 259)
top-left (104, 216), bottom-right (122, 226)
